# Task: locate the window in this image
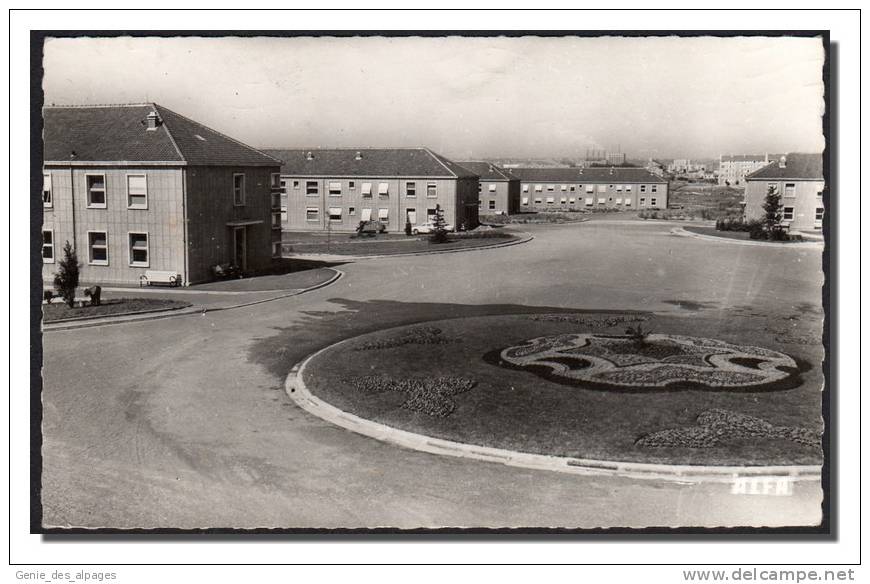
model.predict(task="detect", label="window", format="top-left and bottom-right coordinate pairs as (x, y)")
top-left (640, 198), bottom-right (647, 206)
top-left (616, 185), bottom-right (623, 192)
top-left (597, 198), bottom-right (606, 205)
top-left (615, 198), bottom-right (623, 205)
top-left (378, 208), bottom-right (389, 221)
top-left (42, 230), bottom-right (54, 263)
top-left (569, 197), bottom-right (576, 204)
top-left (328, 207), bottom-right (342, 221)
top-left (406, 208), bottom-right (416, 223)
top-left (560, 185), bottom-right (567, 192)
top-left (43, 173), bottom-right (52, 208)
top-left (522, 185), bottom-right (529, 193)
top-left (547, 185), bottom-right (555, 192)
top-left (378, 182), bottom-right (390, 196)
top-left (361, 208), bottom-right (372, 221)
top-left (427, 183), bottom-right (437, 198)
top-left (521, 197), bottom-right (529, 205)
top-left (783, 207), bottom-right (794, 221)
top-left (305, 181), bottom-right (319, 196)
top-left (349, 207), bottom-right (356, 216)
top-left (306, 207), bottom-right (319, 222)
top-left (586, 185), bottom-right (594, 193)
top-left (271, 173), bottom-right (281, 189)
top-left (597, 184), bottom-right (606, 193)
top-left (585, 198), bottom-right (593, 206)
top-left (489, 183), bottom-right (497, 192)
top-left (624, 198), bottom-right (632, 206)
top-left (127, 174), bottom-right (148, 209)
top-left (815, 207), bottom-right (824, 222)
top-left (128, 232), bottom-right (149, 267)
top-left (651, 185), bottom-right (658, 193)
top-left (640, 185), bottom-right (647, 193)
top-left (406, 182), bottom-right (416, 197)
top-left (280, 193), bottom-right (288, 222)
top-left (546, 197), bottom-right (555, 204)
top-left (625, 185), bottom-right (632, 192)
top-left (328, 182), bottom-right (342, 197)
top-left (488, 200), bottom-right (496, 210)
top-left (233, 173), bottom-right (245, 206)
top-left (88, 231), bottom-right (108, 265)
top-left (560, 197), bottom-right (567, 204)
top-left (651, 198), bottom-right (657, 207)
top-left (86, 174), bottom-right (106, 208)
top-left (427, 208), bottom-right (437, 218)
top-left (534, 198), bottom-right (543, 205)
top-left (349, 181), bottom-right (356, 190)
top-left (293, 180), bottom-right (300, 190)
top-left (784, 183), bottom-right (796, 198)
top-left (816, 188), bottom-right (823, 198)
top-left (570, 185), bottom-right (576, 192)
top-left (534, 184), bottom-right (543, 192)
top-left (361, 183), bottom-right (373, 198)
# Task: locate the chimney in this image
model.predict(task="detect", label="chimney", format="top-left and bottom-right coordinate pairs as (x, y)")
top-left (306, 151), bottom-right (315, 161)
top-left (145, 110), bottom-right (161, 131)
top-left (70, 150), bottom-right (77, 160)
top-left (355, 151), bottom-right (363, 160)
top-left (778, 156), bottom-right (787, 169)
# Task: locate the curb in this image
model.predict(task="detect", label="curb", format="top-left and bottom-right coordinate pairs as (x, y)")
top-left (43, 268), bottom-right (344, 332)
top-left (285, 232), bottom-right (533, 262)
top-left (672, 227), bottom-right (824, 248)
top-left (284, 330), bottom-right (822, 484)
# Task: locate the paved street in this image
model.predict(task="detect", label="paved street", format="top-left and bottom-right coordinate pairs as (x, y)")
top-left (41, 220), bottom-right (825, 529)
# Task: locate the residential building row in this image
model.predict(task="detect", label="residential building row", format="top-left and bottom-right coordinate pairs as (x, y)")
top-left (506, 167), bottom-right (669, 211)
top-left (718, 153), bottom-right (785, 187)
top-left (743, 153), bottom-right (824, 232)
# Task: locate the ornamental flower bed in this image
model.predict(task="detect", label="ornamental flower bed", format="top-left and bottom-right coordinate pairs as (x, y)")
top-left (353, 326), bottom-right (461, 351)
top-left (343, 375), bottom-right (476, 417)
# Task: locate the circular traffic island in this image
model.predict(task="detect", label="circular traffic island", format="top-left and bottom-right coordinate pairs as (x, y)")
top-left (300, 312), bottom-right (823, 467)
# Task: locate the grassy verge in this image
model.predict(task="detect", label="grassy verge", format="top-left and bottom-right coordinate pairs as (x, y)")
top-left (43, 298), bottom-right (191, 322)
top-left (284, 232), bottom-right (518, 256)
top-left (684, 226), bottom-right (808, 244)
top-left (303, 312), bottom-right (823, 466)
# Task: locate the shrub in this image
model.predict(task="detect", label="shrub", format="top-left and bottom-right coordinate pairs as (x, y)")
top-left (429, 204), bottom-right (449, 244)
top-left (53, 241), bottom-right (80, 308)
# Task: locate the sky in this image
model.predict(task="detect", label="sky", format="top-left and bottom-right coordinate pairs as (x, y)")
top-left (42, 35), bottom-right (826, 161)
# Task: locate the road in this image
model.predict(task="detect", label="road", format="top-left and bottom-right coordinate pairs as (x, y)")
top-left (41, 220), bottom-right (825, 529)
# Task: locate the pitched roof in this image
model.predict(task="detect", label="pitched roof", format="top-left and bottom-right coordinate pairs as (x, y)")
top-left (262, 148), bottom-right (477, 179)
top-left (43, 103), bottom-right (281, 166)
top-left (507, 166), bottom-right (667, 184)
top-left (745, 153), bottom-right (823, 181)
top-left (720, 154), bottom-right (768, 163)
top-left (456, 161), bottom-right (516, 181)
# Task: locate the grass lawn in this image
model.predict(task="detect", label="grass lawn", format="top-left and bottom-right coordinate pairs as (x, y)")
top-left (43, 297), bottom-right (191, 322)
top-left (669, 183), bottom-right (744, 220)
top-left (482, 212), bottom-right (592, 224)
top-left (303, 312), bottom-right (823, 466)
top-left (283, 231), bottom-right (518, 256)
top-left (684, 226), bottom-right (808, 244)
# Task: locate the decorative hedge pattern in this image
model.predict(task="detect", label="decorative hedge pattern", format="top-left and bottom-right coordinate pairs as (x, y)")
top-left (526, 314), bottom-right (648, 327)
top-left (636, 409), bottom-right (821, 449)
top-left (343, 375), bottom-right (476, 417)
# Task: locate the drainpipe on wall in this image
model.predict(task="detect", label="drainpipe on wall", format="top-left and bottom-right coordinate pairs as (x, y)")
top-left (181, 168), bottom-right (189, 286)
top-left (68, 164), bottom-right (77, 250)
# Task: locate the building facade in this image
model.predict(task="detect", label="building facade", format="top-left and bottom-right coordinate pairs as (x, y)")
top-left (458, 161), bottom-right (521, 215)
top-left (509, 167), bottom-right (669, 211)
top-left (264, 149), bottom-right (480, 233)
top-left (718, 154), bottom-right (785, 187)
top-left (743, 153), bottom-right (824, 232)
top-left (42, 104), bottom-right (282, 286)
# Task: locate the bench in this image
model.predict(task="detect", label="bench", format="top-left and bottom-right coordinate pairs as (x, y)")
top-left (139, 270), bottom-right (183, 287)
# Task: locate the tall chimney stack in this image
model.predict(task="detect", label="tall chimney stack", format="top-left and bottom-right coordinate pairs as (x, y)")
top-left (145, 111), bottom-right (161, 131)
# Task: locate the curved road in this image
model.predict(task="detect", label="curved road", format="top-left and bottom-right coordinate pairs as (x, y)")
top-left (41, 220), bottom-right (825, 529)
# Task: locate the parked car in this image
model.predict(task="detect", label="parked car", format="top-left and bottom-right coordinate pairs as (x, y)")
top-left (411, 221), bottom-right (454, 235)
top-left (356, 220), bottom-right (388, 235)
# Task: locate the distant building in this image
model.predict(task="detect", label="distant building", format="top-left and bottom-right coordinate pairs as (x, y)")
top-left (42, 103), bottom-right (282, 286)
top-left (264, 148), bottom-right (480, 232)
top-left (606, 152), bottom-right (627, 166)
top-left (458, 161), bottom-right (521, 215)
top-left (510, 167), bottom-right (668, 211)
top-left (743, 153), bottom-right (824, 232)
top-left (718, 154), bottom-right (785, 186)
top-left (669, 159), bottom-right (691, 173)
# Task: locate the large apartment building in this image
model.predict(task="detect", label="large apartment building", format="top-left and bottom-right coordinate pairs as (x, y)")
top-left (264, 148), bottom-right (480, 232)
top-left (718, 154), bottom-right (785, 187)
top-left (41, 103), bottom-right (283, 286)
top-left (458, 161), bottom-right (521, 215)
top-left (509, 167), bottom-right (669, 211)
top-left (743, 153), bottom-right (824, 232)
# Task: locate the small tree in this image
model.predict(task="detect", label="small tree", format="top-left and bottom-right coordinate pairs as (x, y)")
top-left (761, 184), bottom-right (785, 240)
top-left (405, 216), bottom-right (413, 236)
top-left (53, 241), bottom-right (80, 308)
top-left (429, 204), bottom-right (448, 244)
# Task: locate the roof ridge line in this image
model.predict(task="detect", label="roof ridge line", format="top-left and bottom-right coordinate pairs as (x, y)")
top-left (153, 104), bottom-right (187, 162)
top-left (422, 147), bottom-right (459, 179)
top-left (155, 104), bottom-right (282, 165)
